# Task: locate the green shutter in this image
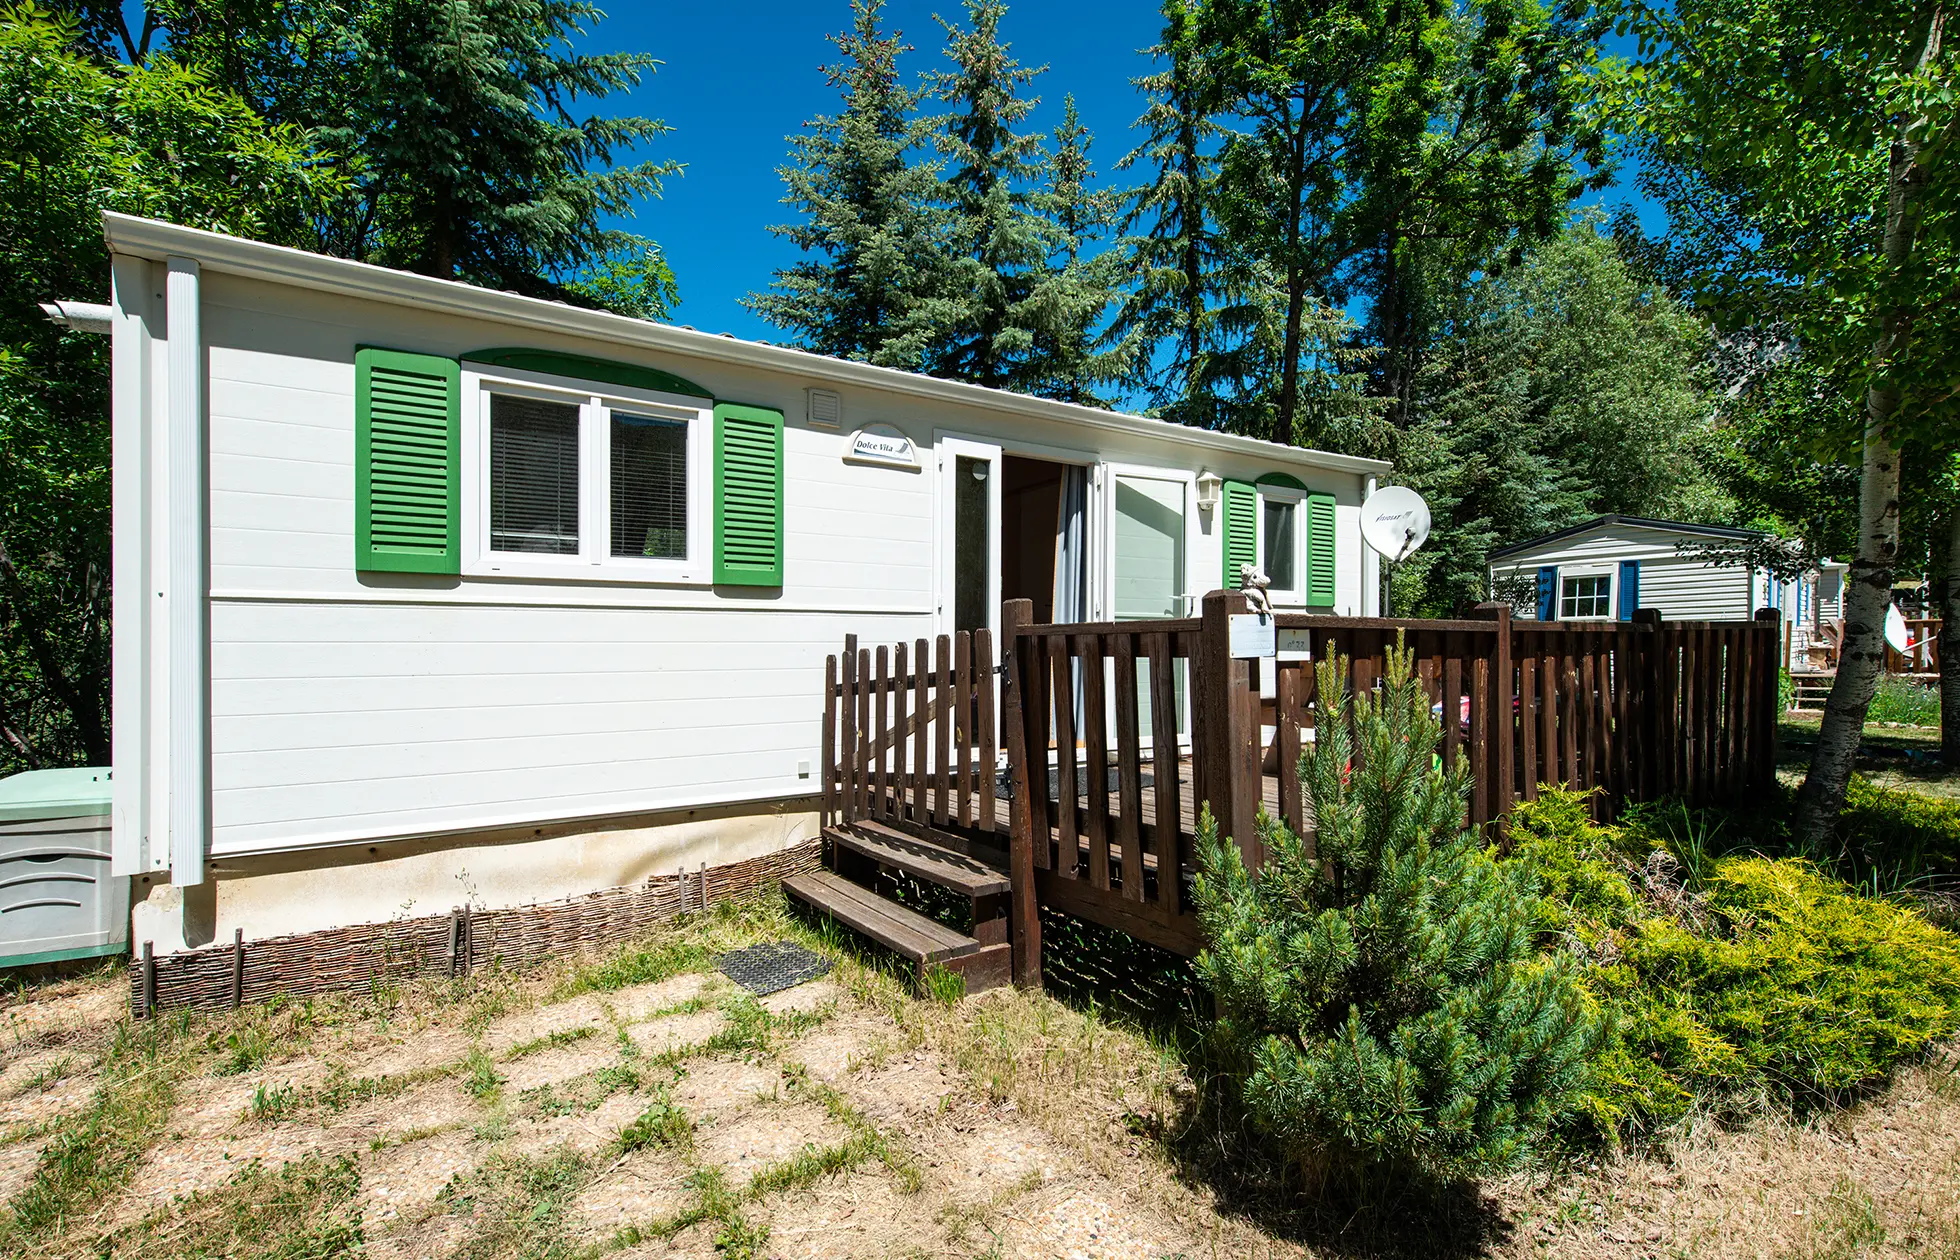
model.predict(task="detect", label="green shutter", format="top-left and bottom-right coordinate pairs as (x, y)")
top-left (713, 402), bottom-right (784, 586)
top-left (355, 346), bottom-right (459, 574)
top-left (1221, 479), bottom-right (1256, 585)
top-left (1305, 492), bottom-right (1336, 607)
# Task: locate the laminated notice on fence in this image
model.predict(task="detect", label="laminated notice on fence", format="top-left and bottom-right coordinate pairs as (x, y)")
top-left (1229, 613), bottom-right (1276, 658)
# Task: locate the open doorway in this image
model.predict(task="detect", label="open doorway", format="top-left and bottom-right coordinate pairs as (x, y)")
top-left (1000, 455), bottom-right (1087, 626)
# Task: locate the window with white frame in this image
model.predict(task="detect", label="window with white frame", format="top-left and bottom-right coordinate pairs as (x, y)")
top-left (469, 370), bottom-right (710, 581)
top-left (1560, 573), bottom-right (1611, 618)
top-left (1258, 487), bottom-right (1303, 601)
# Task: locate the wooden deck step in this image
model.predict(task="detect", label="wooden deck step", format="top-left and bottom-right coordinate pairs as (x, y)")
top-left (784, 872), bottom-right (978, 965)
top-left (826, 821), bottom-right (1010, 897)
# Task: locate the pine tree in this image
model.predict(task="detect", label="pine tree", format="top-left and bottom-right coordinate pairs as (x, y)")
top-left (1193, 639), bottom-right (1600, 1185)
top-left (1024, 95), bottom-right (1133, 407)
top-left (332, 0), bottom-right (681, 310)
top-left (747, 0), bottom-right (951, 368)
top-left (922, 0), bottom-right (1061, 391)
top-left (1111, 0), bottom-right (1226, 426)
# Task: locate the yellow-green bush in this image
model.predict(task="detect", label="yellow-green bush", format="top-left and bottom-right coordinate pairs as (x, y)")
top-left (1507, 789), bottom-right (1960, 1142)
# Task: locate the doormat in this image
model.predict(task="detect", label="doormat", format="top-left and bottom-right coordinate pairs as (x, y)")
top-left (1045, 765), bottom-right (1155, 801)
top-left (718, 940), bottom-right (832, 996)
top-left (996, 766), bottom-right (1158, 801)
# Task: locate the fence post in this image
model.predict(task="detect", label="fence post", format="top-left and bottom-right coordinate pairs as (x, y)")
top-left (1755, 607), bottom-right (1782, 790)
top-left (1197, 590), bottom-right (1261, 870)
top-left (1633, 608), bottom-right (1666, 798)
top-left (1000, 598), bottom-right (1041, 989)
top-left (1472, 603), bottom-right (1515, 830)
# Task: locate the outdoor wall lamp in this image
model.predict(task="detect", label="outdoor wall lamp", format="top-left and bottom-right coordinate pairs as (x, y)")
top-left (1195, 469), bottom-right (1222, 513)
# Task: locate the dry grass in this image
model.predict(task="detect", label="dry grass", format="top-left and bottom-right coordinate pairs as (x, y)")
top-left (0, 893), bottom-right (1955, 1259)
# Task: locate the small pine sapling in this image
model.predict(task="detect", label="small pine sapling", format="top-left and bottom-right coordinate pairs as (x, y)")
top-left (1193, 636), bottom-right (1602, 1187)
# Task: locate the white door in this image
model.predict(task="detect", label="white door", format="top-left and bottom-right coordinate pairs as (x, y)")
top-left (1111, 474), bottom-right (1188, 736)
top-left (936, 436), bottom-right (1002, 644)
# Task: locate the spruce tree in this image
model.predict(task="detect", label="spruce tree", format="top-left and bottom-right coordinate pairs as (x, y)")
top-left (331, 0), bottom-right (681, 310)
top-left (1193, 640), bottom-right (1600, 1185)
top-left (747, 0), bottom-right (950, 368)
top-left (1024, 95), bottom-right (1133, 407)
top-left (922, 0), bottom-right (1061, 391)
top-left (1112, 0), bottom-right (1226, 426)
top-left (63, 0), bottom-right (683, 316)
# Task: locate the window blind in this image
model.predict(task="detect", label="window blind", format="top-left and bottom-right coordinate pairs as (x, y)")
top-left (611, 411), bottom-right (688, 558)
top-left (490, 394), bottom-right (580, 554)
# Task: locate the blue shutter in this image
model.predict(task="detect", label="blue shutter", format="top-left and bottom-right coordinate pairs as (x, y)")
top-left (1537, 566), bottom-right (1558, 621)
top-left (1618, 560), bottom-right (1640, 620)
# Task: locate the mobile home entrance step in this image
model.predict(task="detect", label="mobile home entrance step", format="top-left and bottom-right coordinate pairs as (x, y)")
top-left (788, 820), bottom-right (1013, 993)
top-left (826, 819), bottom-right (1009, 897)
top-left (783, 871), bottom-right (1010, 993)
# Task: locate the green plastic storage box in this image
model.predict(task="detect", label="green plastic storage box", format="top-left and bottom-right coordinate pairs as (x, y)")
top-left (0, 767), bottom-right (126, 968)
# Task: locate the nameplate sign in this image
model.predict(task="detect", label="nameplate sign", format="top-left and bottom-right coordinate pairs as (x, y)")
top-left (1277, 629), bottom-right (1314, 659)
top-left (843, 424), bottom-right (919, 469)
top-left (1229, 613), bottom-right (1276, 659)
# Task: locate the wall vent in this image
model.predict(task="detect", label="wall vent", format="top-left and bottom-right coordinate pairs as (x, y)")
top-left (806, 387), bottom-right (842, 429)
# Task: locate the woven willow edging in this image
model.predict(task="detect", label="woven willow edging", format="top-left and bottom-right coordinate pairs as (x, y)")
top-left (129, 839), bottom-right (822, 1016)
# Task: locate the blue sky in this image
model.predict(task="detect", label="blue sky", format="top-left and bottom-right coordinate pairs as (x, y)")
top-left (585, 2), bottom-right (1656, 343)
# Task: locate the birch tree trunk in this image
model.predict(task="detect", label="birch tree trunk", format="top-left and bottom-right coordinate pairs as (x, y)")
top-left (1793, 11), bottom-right (1942, 846)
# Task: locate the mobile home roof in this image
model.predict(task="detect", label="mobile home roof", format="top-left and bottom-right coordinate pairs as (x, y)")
top-left (101, 212), bottom-right (1392, 479)
top-left (1486, 514), bottom-right (1764, 563)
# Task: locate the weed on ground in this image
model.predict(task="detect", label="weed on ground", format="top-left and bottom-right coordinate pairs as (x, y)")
top-left (0, 891), bottom-right (1953, 1259)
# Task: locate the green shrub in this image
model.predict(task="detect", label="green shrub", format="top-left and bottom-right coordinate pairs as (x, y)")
top-left (1194, 643), bottom-right (1601, 1186)
top-left (1836, 775), bottom-right (1960, 877)
top-left (1507, 789), bottom-right (1960, 1140)
top-left (1866, 675), bottom-right (1940, 726)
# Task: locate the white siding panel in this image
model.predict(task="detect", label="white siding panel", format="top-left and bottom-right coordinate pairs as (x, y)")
top-left (181, 271), bottom-right (1378, 860)
top-left (1634, 556), bottom-right (1751, 621)
top-left (207, 599), bottom-right (926, 852)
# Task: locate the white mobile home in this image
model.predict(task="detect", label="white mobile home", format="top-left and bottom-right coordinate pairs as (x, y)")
top-left (1487, 515), bottom-right (1844, 663)
top-left (98, 213), bottom-right (1390, 954)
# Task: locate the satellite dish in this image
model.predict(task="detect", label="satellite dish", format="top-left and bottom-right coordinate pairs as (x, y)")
top-left (1884, 604), bottom-right (1910, 654)
top-left (1360, 485), bottom-right (1432, 563)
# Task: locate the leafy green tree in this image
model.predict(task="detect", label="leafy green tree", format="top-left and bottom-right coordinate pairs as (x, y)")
top-left (748, 0), bottom-right (952, 369)
top-left (1390, 224), bottom-right (1727, 615)
top-left (1194, 642), bottom-right (1600, 1185)
top-left (920, 0), bottom-right (1062, 391)
top-left (1610, 0), bottom-right (1958, 845)
top-left (0, 5), bottom-right (322, 771)
top-left (1190, 0), bottom-right (1607, 447)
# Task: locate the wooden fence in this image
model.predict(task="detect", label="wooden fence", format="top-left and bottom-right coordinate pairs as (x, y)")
top-left (820, 629), bottom-right (999, 838)
top-left (822, 594), bottom-right (1784, 983)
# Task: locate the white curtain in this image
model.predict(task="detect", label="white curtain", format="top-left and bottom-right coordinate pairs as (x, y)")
top-left (1053, 466), bottom-right (1090, 755)
top-left (1053, 465), bottom-right (1088, 623)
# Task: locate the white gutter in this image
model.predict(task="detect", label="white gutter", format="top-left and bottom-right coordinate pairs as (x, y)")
top-left (40, 300), bottom-right (115, 334)
top-left (100, 212), bottom-right (1393, 479)
top-left (164, 257), bottom-right (208, 887)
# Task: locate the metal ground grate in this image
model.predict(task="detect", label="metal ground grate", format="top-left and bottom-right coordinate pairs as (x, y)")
top-left (717, 940), bottom-right (832, 996)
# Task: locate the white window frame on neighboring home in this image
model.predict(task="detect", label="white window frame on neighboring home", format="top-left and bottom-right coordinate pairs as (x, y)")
top-left (1255, 481), bottom-right (1307, 606)
top-left (459, 365), bottom-right (713, 585)
top-left (1559, 570), bottom-right (1613, 619)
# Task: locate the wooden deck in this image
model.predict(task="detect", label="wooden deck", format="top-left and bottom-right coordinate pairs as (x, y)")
top-left (821, 592), bottom-right (1788, 985)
